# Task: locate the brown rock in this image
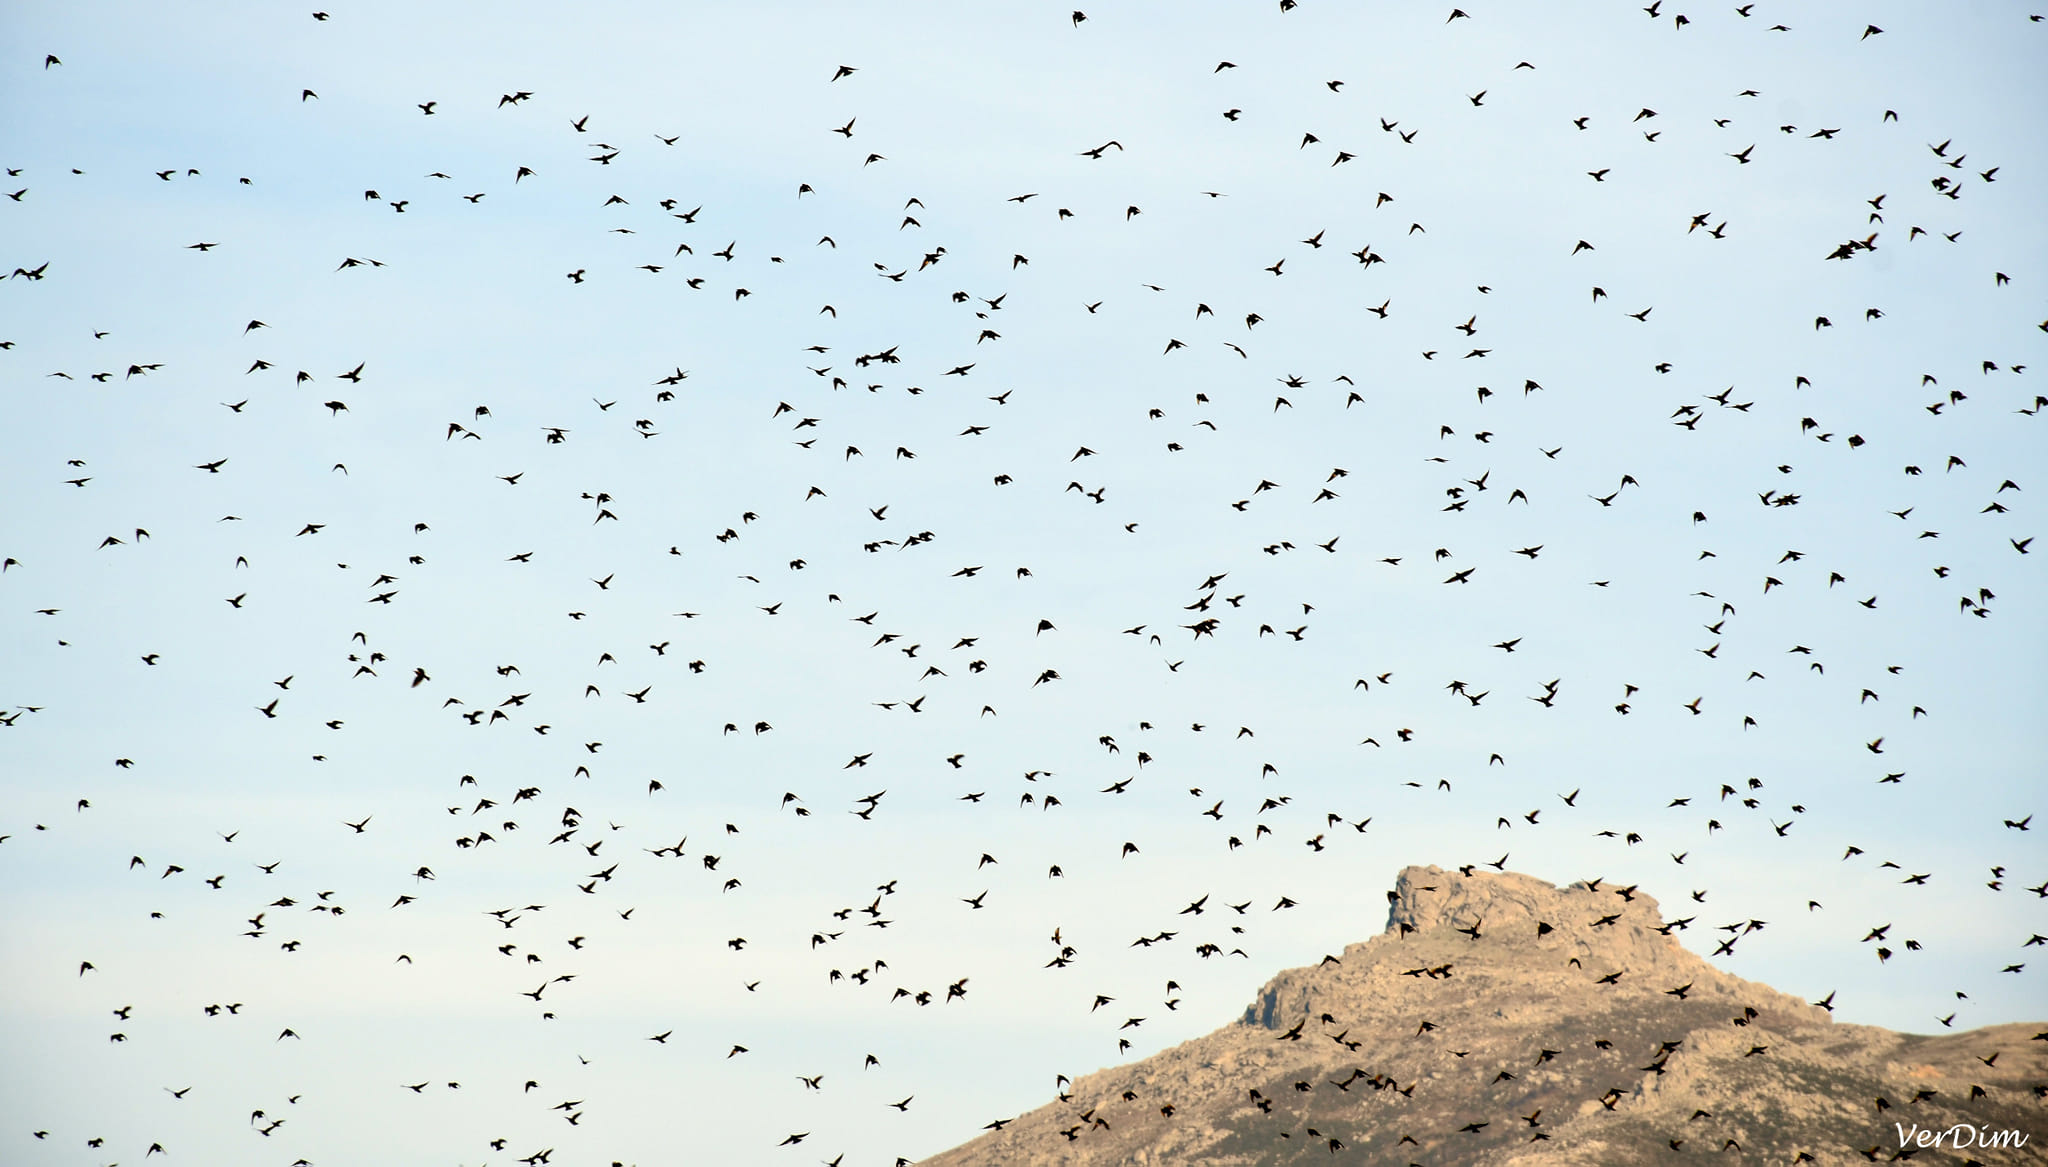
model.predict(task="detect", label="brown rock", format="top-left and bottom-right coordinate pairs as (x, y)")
top-left (919, 866), bottom-right (2047, 1166)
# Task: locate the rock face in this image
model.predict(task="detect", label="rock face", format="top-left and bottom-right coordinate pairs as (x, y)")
top-left (918, 866), bottom-right (2048, 1166)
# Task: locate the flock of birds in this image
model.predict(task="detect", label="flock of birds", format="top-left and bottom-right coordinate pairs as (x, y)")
top-left (4, 3), bottom-right (2043, 1164)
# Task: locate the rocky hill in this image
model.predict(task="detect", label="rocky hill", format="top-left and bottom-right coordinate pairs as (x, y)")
top-left (919, 866), bottom-right (2047, 1166)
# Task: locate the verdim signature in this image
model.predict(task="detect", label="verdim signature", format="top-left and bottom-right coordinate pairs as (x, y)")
top-left (1895, 1123), bottom-right (2031, 1151)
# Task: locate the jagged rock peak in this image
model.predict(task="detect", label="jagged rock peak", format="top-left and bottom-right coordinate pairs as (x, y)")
top-left (1388, 863), bottom-right (1659, 934)
top-left (1238, 865), bottom-right (1712, 1034)
top-left (1384, 864), bottom-right (1693, 978)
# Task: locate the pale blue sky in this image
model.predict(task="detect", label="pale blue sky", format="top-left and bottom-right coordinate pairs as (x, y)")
top-left (3, 2), bottom-right (2044, 1163)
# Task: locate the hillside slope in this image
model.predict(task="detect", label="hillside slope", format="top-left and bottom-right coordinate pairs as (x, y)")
top-left (919, 866), bottom-right (2047, 1166)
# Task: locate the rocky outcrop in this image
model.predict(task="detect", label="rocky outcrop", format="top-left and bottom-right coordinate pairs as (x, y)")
top-left (919, 866), bottom-right (2046, 1166)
